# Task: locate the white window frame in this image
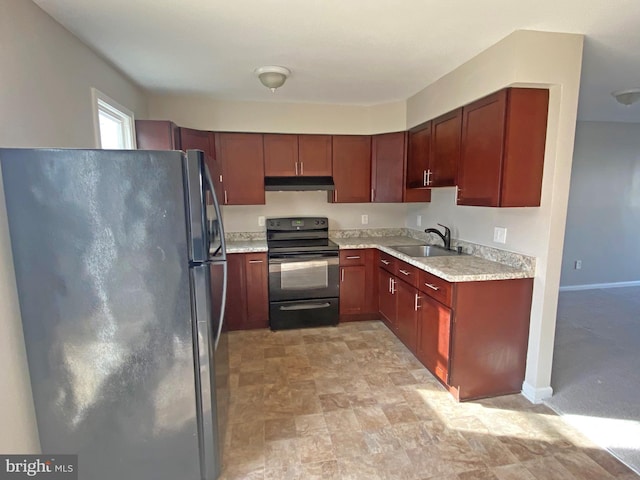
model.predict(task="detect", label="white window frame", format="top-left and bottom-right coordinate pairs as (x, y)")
top-left (91, 88), bottom-right (136, 149)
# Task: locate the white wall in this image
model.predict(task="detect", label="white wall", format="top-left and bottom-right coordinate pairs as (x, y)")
top-left (0, 0), bottom-right (147, 452)
top-left (561, 121), bottom-right (640, 287)
top-left (405, 30), bottom-right (584, 401)
top-left (148, 95), bottom-right (408, 231)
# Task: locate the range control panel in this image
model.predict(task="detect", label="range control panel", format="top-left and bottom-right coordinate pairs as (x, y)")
top-left (266, 217), bottom-right (328, 231)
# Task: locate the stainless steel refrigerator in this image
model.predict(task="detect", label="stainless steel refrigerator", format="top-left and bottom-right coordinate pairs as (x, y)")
top-left (0, 148), bottom-right (228, 480)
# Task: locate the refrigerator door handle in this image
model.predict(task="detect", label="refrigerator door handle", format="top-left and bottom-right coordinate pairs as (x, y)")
top-left (214, 262), bottom-right (227, 351)
top-left (191, 264), bottom-right (221, 480)
top-left (203, 161), bottom-right (227, 261)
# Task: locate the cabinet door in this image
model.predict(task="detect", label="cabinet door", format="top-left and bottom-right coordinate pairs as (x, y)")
top-left (431, 108), bottom-right (462, 187)
top-left (404, 124), bottom-right (432, 203)
top-left (244, 253), bottom-right (269, 329)
top-left (298, 135), bottom-right (332, 176)
top-left (371, 132), bottom-right (405, 203)
top-left (378, 271), bottom-right (396, 330)
top-left (181, 128), bottom-right (224, 205)
top-left (135, 120), bottom-right (180, 150)
top-left (216, 133), bottom-right (265, 205)
top-left (395, 279), bottom-right (419, 353)
top-left (264, 134), bottom-right (298, 176)
top-left (340, 266), bottom-right (367, 315)
top-left (331, 135), bottom-right (371, 203)
top-left (225, 254), bottom-right (246, 331)
top-left (458, 90), bottom-right (507, 207)
top-left (417, 295), bottom-right (452, 384)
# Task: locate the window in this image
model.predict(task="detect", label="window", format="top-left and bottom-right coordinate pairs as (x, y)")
top-left (92, 88), bottom-right (136, 149)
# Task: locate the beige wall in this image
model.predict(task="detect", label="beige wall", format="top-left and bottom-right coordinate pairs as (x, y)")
top-left (147, 95), bottom-right (406, 134)
top-left (405, 31), bottom-right (584, 401)
top-left (0, 0), bottom-right (147, 452)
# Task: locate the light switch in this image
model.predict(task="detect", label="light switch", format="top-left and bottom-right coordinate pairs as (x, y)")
top-left (258, 216), bottom-right (265, 227)
top-left (416, 215), bottom-right (422, 227)
top-left (493, 227), bottom-right (507, 244)
top-left (361, 214), bottom-right (369, 225)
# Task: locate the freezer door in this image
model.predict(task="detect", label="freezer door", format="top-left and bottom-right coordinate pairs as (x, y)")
top-left (191, 263), bottom-right (227, 480)
top-left (185, 150), bottom-right (227, 263)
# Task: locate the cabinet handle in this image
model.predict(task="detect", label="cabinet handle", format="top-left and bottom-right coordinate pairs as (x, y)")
top-left (346, 256), bottom-right (361, 260)
top-left (295, 162), bottom-right (299, 176)
top-left (371, 188), bottom-right (374, 202)
top-left (415, 293), bottom-right (421, 311)
top-left (219, 174), bottom-right (223, 183)
top-left (248, 259), bottom-right (263, 264)
top-left (424, 283), bottom-right (440, 291)
top-left (426, 169), bottom-right (432, 186)
top-left (398, 269), bottom-right (411, 276)
top-left (341, 268), bottom-right (344, 282)
top-left (423, 170), bottom-right (428, 186)
top-left (300, 161), bottom-right (304, 175)
top-left (390, 278), bottom-right (396, 294)
top-left (224, 190), bottom-right (228, 204)
top-left (335, 190), bottom-right (338, 202)
top-left (380, 259), bottom-right (390, 265)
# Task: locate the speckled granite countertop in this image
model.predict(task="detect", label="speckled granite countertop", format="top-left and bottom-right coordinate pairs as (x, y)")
top-left (225, 239), bottom-right (267, 253)
top-left (333, 236), bottom-right (533, 282)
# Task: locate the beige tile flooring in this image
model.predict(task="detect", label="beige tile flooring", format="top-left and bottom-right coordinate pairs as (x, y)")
top-left (221, 321), bottom-right (638, 480)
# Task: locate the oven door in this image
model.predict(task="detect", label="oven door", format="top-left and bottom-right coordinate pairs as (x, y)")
top-left (268, 252), bottom-right (339, 302)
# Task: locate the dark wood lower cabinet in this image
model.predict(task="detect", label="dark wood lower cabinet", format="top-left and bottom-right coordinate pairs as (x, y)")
top-left (378, 270), bottom-right (396, 330)
top-left (225, 253), bottom-right (269, 331)
top-left (395, 279), bottom-right (419, 352)
top-left (339, 249), bottom-right (378, 321)
top-left (416, 295), bottom-right (452, 385)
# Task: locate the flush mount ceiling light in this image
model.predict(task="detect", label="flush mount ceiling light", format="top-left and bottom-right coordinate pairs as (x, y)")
top-left (612, 88), bottom-right (640, 106)
top-left (255, 66), bottom-right (291, 93)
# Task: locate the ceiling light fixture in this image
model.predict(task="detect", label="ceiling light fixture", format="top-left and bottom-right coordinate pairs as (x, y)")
top-left (255, 66), bottom-right (290, 93)
top-left (612, 88), bottom-right (640, 106)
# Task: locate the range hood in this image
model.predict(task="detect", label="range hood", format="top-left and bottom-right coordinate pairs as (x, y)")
top-left (264, 176), bottom-right (335, 191)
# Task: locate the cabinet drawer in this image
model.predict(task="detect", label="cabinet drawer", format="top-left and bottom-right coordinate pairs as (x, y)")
top-left (378, 252), bottom-right (396, 273)
top-left (419, 270), bottom-right (453, 307)
top-left (340, 249), bottom-right (366, 266)
top-left (394, 260), bottom-right (420, 289)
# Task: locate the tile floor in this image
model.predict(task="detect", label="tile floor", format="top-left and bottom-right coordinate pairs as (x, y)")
top-left (220, 321), bottom-right (639, 479)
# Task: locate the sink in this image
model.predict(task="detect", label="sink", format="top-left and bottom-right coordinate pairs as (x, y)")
top-left (390, 244), bottom-right (459, 257)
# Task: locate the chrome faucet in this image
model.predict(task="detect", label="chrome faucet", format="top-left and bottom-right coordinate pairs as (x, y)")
top-left (425, 224), bottom-right (451, 250)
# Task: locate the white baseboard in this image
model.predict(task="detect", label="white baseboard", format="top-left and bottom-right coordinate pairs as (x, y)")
top-left (521, 382), bottom-right (553, 404)
top-left (559, 280), bottom-right (640, 292)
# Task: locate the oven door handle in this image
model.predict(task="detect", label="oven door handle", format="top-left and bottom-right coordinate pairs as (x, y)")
top-left (279, 302), bottom-right (332, 311)
top-left (269, 254), bottom-right (338, 262)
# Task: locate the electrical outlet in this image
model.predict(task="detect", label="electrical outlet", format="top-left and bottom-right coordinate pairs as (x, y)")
top-left (258, 216), bottom-right (265, 227)
top-left (493, 227), bottom-right (507, 244)
top-left (361, 214), bottom-right (369, 225)
top-left (416, 215), bottom-right (422, 227)
top-left (575, 260), bottom-right (582, 270)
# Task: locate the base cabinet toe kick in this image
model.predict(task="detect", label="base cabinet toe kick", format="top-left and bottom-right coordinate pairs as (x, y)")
top-left (374, 250), bottom-right (534, 401)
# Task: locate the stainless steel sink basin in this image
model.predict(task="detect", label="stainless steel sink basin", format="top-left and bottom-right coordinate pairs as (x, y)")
top-left (391, 244), bottom-right (458, 257)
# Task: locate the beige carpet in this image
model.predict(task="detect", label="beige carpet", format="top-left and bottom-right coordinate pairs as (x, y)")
top-left (547, 286), bottom-right (640, 475)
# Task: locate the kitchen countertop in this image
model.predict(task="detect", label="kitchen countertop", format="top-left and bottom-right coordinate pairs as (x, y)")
top-left (224, 234), bottom-right (533, 282)
top-left (225, 239), bottom-right (268, 253)
top-left (333, 236), bottom-right (533, 282)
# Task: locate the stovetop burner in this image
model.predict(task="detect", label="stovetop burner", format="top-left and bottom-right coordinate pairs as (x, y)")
top-left (266, 216), bottom-right (338, 254)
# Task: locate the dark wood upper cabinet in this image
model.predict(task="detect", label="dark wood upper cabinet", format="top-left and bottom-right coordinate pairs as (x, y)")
top-left (298, 135), bottom-right (332, 176)
top-left (458, 88), bottom-right (549, 207)
top-left (371, 132), bottom-right (405, 203)
top-left (215, 133), bottom-right (265, 205)
top-left (264, 134), bottom-right (298, 176)
top-left (135, 120), bottom-right (181, 150)
top-left (330, 135), bottom-right (371, 203)
top-left (180, 127), bottom-right (224, 205)
top-left (404, 123), bottom-right (432, 203)
top-left (430, 108), bottom-right (462, 187)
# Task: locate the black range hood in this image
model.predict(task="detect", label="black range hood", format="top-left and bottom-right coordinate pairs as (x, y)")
top-left (264, 176), bottom-right (335, 191)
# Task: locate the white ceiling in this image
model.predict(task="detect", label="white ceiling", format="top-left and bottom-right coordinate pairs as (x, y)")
top-left (33, 0), bottom-right (640, 122)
